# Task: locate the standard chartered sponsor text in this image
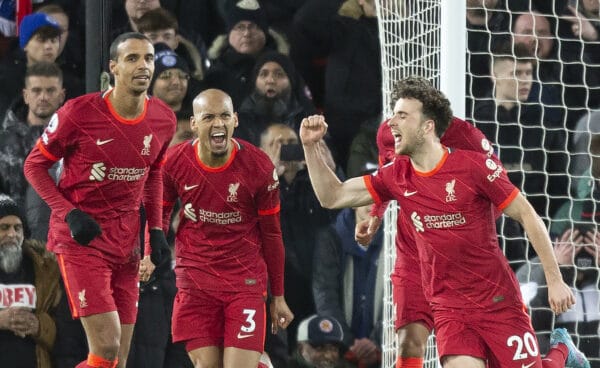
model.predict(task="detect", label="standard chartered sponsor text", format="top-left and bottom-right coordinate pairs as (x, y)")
top-left (108, 167), bottom-right (147, 181)
top-left (423, 213), bottom-right (466, 229)
top-left (198, 208), bottom-right (242, 224)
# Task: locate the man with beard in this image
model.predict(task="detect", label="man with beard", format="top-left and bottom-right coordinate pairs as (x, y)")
top-left (237, 51), bottom-right (316, 146)
top-left (0, 62), bottom-right (65, 209)
top-left (0, 194), bottom-right (62, 368)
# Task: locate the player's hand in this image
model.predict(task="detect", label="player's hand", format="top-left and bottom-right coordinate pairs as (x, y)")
top-left (65, 208), bottom-right (102, 246)
top-left (300, 115), bottom-right (328, 146)
top-left (547, 279), bottom-right (576, 314)
top-left (149, 229), bottom-right (171, 266)
top-left (269, 295), bottom-right (294, 334)
top-left (138, 255), bottom-right (156, 282)
top-left (355, 216), bottom-right (382, 246)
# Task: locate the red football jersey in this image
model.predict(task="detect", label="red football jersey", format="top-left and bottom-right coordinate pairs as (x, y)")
top-left (163, 138), bottom-right (281, 294)
top-left (26, 90), bottom-right (176, 258)
top-left (366, 148), bottom-right (522, 309)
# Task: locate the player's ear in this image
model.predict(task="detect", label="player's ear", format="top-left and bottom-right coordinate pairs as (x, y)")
top-left (190, 115), bottom-right (197, 130)
top-left (109, 59), bottom-right (117, 76)
top-left (233, 112), bottom-right (239, 128)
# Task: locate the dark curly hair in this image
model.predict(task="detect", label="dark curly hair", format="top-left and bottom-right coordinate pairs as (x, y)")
top-left (390, 77), bottom-right (453, 137)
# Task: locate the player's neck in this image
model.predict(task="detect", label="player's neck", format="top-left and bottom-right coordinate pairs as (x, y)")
top-left (196, 140), bottom-right (233, 168)
top-left (409, 141), bottom-right (445, 172)
top-left (109, 88), bottom-right (146, 119)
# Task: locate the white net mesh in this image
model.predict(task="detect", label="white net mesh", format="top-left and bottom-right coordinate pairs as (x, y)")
top-left (375, 0), bottom-right (600, 367)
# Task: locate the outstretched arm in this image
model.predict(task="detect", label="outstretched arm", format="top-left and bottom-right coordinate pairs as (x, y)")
top-left (503, 193), bottom-right (575, 314)
top-left (300, 115), bottom-right (373, 209)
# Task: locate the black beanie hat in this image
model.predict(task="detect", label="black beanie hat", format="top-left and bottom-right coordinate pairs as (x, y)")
top-left (252, 51), bottom-right (296, 87)
top-left (224, 0), bottom-right (269, 35)
top-left (0, 194), bottom-right (29, 237)
top-left (150, 43), bottom-right (190, 91)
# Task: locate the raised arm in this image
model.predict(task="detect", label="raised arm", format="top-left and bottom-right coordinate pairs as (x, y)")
top-left (300, 115), bottom-right (373, 209)
top-left (503, 193), bottom-right (575, 314)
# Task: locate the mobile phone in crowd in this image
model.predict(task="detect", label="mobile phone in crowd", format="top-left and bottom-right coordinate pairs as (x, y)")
top-left (280, 143), bottom-right (305, 161)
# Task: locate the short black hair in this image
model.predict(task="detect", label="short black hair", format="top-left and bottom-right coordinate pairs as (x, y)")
top-left (137, 8), bottom-right (179, 34)
top-left (492, 42), bottom-right (536, 68)
top-left (109, 32), bottom-right (152, 61)
top-left (391, 76), bottom-right (453, 137)
top-left (25, 61), bottom-right (63, 84)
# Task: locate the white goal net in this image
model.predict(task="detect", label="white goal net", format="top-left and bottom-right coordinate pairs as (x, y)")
top-left (375, 0), bottom-right (600, 367)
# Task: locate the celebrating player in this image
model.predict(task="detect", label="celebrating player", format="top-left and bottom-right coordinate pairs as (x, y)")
top-left (300, 77), bottom-right (589, 368)
top-left (356, 115), bottom-right (494, 368)
top-left (24, 32), bottom-right (175, 368)
top-left (162, 89), bottom-right (293, 368)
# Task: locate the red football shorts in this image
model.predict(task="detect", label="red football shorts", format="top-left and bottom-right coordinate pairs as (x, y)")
top-left (172, 288), bottom-right (267, 353)
top-left (434, 303), bottom-right (543, 368)
top-left (57, 250), bottom-right (140, 324)
top-left (392, 227), bottom-right (434, 331)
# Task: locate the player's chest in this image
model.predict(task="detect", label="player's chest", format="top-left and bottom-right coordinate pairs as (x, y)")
top-left (76, 120), bottom-right (165, 165)
top-left (176, 168), bottom-right (256, 210)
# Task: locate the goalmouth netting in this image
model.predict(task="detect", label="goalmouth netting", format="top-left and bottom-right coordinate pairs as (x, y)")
top-left (375, 0), bottom-right (600, 367)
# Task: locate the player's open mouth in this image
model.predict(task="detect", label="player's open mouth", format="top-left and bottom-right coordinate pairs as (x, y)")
top-left (210, 132), bottom-right (226, 147)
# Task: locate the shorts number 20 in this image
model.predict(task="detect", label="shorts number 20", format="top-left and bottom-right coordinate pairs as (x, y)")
top-left (507, 332), bottom-right (539, 360)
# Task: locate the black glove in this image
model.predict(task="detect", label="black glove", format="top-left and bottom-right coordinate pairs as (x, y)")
top-left (65, 209), bottom-right (102, 246)
top-left (149, 229), bottom-right (171, 266)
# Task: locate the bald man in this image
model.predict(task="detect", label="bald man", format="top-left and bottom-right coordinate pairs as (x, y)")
top-left (161, 89), bottom-right (293, 368)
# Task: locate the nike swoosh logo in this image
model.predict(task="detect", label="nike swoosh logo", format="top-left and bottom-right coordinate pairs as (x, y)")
top-left (404, 190), bottom-right (417, 197)
top-left (237, 332), bottom-right (253, 339)
top-left (96, 138), bottom-right (114, 146)
top-left (184, 184), bottom-right (198, 191)
top-left (522, 362), bottom-right (536, 368)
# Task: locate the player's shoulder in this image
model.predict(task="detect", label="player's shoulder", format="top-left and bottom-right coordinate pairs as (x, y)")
top-left (59, 92), bottom-right (103, 114)
top-left (147, 96), bottom-right (177, 120)
top-left (235, 138), bottom-right (271, 162)
top-left (448, 148), bottom-right (497, 170)
top-left (164, 139), bottom-right (194, 164)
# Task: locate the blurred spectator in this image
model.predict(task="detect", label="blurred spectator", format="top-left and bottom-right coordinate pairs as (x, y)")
top-left (313, 204), bottom-right (383, 368)
top-left (290, 314), bottom-right (356, 368)
top-left (291, 0), bottom-right (381, 171)
top-left (0, 0), bottom-right (16, 37)
top-left (0, 62), bottom-right (64, 210)
top-left (471, 43), bottom-right (569, 268)
top-left (136, 7), bottom-right (208, 81)
top-left (160, 0), bottom-right (224, 47)
top-left (0, 194), bottom-right (62, 368)
top-left (512, 10), bottom-right (600, 127)
top-left (149, 43), bottom-right (197, 116)
top-left (518, 165), bottom-right (600, 365)
top-left (113, 0), bottom-right (212, 61)
top-left (570, 110), bottom-right (600, 189)
top-left (204, 0), bottom-right (289, 108)
top-left (260, 123), bottom-right (337, 352)
top-left (345, 115), bottom-right (380, 178)
top-left (0, 13), bottom-right (83, 118)
top-left (290, 0), bottom-right (343, 110)
top-left (465, 0), bottom-right (511, 114)
top-left (127, 258), bottom-right (193, 368)
top-left (237, 51), bottom-right (315, 146)
top-left (36, 4), bottom-right (84, 79)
